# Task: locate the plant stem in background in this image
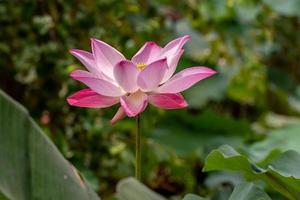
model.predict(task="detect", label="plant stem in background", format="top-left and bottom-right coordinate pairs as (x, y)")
top-left (135, 114), bottom-right (141, 180)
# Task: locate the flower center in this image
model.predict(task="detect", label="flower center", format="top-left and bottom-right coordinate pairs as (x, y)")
top-left (136, 63), bottom-right (147, 70)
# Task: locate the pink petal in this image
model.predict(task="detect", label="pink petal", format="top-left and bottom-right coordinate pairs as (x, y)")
top-left (70, 70), bottom-right (125, 97)
top-left (91, 38), bottom-right (125, 78)
top-left (69, 49), bottom-right (101, 76)
top-left (131, 42), bottom-right (162, 65)
top-left (120, 91), bottom-right (148, 117)
top-left (159, 35), bottom-right (190, 59)
top-left (70, 70), bottom-right (98, 78)
top-left (113, 60), bottom-right (139, 93)
top-left (156, 67), bottom-right (217, 93)
top-left (110, 107), bottom-right (126, 125)
top-left (148, 93), bottom-right (188, 109)
top-left (67, 88), bottom-right (119, 108)
top-left (161, 49), bottom-right (184, 84)
top-left (70, 69), bottom-right (112, 82)
top-left (137, 59), bottom-right (168, 92)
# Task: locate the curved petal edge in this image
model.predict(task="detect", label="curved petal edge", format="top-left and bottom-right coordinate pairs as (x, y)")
top-left (120, 91), bottom-right (148, 117)
top-left (111, 107), bottom-right (127, 125)
top-left (67, 88), bottom-right (119, 108)
top-left (148, 93), bottom-right (188, 109)
top-left (157, 67), bottom-right (217, 93)
top-left (70, 70), bottom-right (124, 97)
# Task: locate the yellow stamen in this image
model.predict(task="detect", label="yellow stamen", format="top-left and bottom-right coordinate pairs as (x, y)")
top-left (137, 63), bottom-right (147, 70)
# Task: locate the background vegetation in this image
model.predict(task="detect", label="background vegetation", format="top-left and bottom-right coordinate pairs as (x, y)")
top-left (1, 0), bottom-right (300, 199)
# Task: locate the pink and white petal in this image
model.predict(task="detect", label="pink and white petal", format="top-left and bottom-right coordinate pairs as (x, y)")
top-left (137, 59), bottom-right (168, 92)
top-left (91, 38), bottom-right (125, 79)
top-left (70, 69), bottom-right (99, 79)
top-left (156, 67), bottom-right (217, 93)
top-left (131, 42), bottom-right (162, 65)
top-left (70, 70), bottom-right (125, 97)
top-left (159, 35), bottom-right (190, 59)
top-left (161, 49), bottom-right (184, 84)
top-left (67, 88), bottom-right (119, 108)
top-left (113, 60), bottom-right (139, 93)
top-left (120, 91), bottom-right (148, 117)
top-left (148, 93), bottom-right (188, 109)
top-left (110, 107), bottom-right (126, 125)
top-left (69, 49), bottom-right (102, 76)
top-left (70, 69), bottom-right (115, 83)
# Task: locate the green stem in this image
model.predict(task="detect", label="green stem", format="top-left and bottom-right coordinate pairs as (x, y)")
top-left (135, 114), bottom-right (141, 180)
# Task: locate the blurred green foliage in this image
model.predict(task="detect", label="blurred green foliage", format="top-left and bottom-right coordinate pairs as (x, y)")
top-left (0, 0), bottom-right (300, 199)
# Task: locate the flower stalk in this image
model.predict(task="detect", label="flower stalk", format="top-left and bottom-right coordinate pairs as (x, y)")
top-left (135, 114), bottom-right (141, 180)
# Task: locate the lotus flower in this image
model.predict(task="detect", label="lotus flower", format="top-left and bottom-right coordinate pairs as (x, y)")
top-left (67, 35), bottom-right (216, 124)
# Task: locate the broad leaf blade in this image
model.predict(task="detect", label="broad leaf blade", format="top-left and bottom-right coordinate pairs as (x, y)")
top-left (116, 177), bottom-right (166, 200)
top-left (182, 194), bottom-right (206, 200)
top-left (263, 0), bottom-right (300, 17)
top-left (0, 90), bottom-right (100, 200)
top-left (228, 183), bottom-right (271, 200)
top-left (250, 124), bottom-right (300, 163)
top-left (0, 192), bottom-right (9, 200)
top-left (203, 145), bottom-right (300, 199)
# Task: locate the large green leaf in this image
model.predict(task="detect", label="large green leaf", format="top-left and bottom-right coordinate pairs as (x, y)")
top-left (182, 194), bottom-right (206, 200)
top-left (150, 110), bottom-right (250, 156)
top-left (263, 0), bottom-right (300, 17)
top-left (228, 183), bottom-right (271, 200)
top-left (184, 73), bottom-right (228, 108)
top-left (0, 90), bottom-right (100, 200)
top-left (0, 192), bottom-right (9, 200)
top-left (116, 177), bottom-right (166, 200)
top-left (249, 124), bottom-right (300, 163)
top-left (182, 182), bottom-right (271, 200)
top-left (203, 145), bottom-right (300, 200)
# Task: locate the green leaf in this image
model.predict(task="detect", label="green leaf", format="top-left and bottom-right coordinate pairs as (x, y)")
top-left (116, 177), bottom-right (166, 200)
top-left (0, 90), bottom-right (100, 200)
top-left (227, 63), bottom-right (267, 105)
top-left (182, 183), bottom-right (271, 200)
top-left (182, 194), bottom-right (206, 200)
top-left (250, 124), bottom-right (300, 163)
top-left (0, 192), bottom-right (9, 200)
top-left (205, 171), bottom-right (243, 189)
top-left (203, 145), bottom-right (300, 200)
top-left (263, 0), bottom-right (300, 17)
top-left (228, 183), bottom-right (271, 200)
top-left (234, 2), bottom-right (261, 23)
top-left (185, 74), bottom-right (228, 108)
top-left (183, 183), bottom-right (271, 200)
top-left (150, 110), bottom-right (250, 156)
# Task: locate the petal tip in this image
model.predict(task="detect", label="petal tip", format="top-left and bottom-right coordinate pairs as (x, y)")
top-left (90, 37), bottom-right (101, 47)
top-left (110, 119), bottom-right (117, 125)
top-left (146, 41), bottom-right (156, 46)
top-left (69, 49), bottom-right (76, 54)
top-left (69, 70), bottom-right (78, 78)
top-left (197, 67), bottom-right (218, 75)
top-left (183, 34), bottom-right (191, 39)
top-left (66, 96), bottom-right (77, 106)
top-left (90, 38), bottom-right (96, 45)
top-left (69, 49), bottom-right (81, 56)
top-left (90, 37), bottom-right (97, 42)
top-left (181, 101), bottom-right (188, 108)
top-left (90, 38), bottom-right (108, 46)
top-left (207, 68), bottom-right (218, 75)
top-left (110, 107), bottom-right (126, 125)
top-left (69, 71), bottom-right (76, 78)
top-left (179, 35), bottom-right (191, 43)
